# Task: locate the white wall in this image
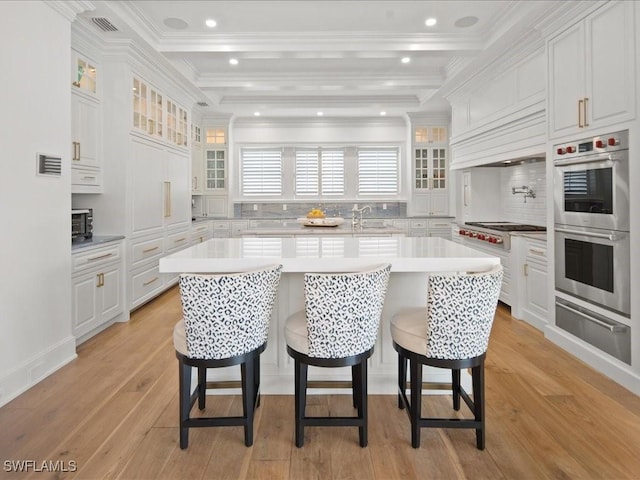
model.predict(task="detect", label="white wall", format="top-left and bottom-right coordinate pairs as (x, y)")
top-left (0, 2), bottom-right (76, 406)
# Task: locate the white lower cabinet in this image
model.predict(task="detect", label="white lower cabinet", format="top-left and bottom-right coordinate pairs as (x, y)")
top-left (512, 236), bottom-right (548, 330)
top-left (71, 241), bottom-right (124, 343)
top-left (190, 221), bottom-right (213, 244)
top-left (131, 262), bottom-right (163, 309)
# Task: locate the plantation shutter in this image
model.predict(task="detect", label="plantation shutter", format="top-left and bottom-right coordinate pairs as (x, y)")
top-left (241, 148), bottom-right (282, 196)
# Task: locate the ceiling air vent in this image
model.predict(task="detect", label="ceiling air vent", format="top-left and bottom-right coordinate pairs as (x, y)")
top-left (197, 101), bottom-right (209, 107)
top-left (91, 17), bottom-right (119, 32)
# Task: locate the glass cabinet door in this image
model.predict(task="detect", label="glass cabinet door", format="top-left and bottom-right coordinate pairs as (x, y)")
top-left (206, 149), bottom-right (226, 190)
top-left (413, 126), bottom-right (447, 191)
top-left (73, 55), bottom-right (97, 94)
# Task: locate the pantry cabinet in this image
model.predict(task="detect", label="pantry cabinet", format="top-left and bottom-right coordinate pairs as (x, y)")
top-left (548, 1), bottom-right (636, 138)
top-left (71, 240), bottom-right (124, 343)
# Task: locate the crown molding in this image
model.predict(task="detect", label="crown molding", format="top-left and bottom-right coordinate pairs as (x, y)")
top-left (46, 0), bottom-right (94, 22)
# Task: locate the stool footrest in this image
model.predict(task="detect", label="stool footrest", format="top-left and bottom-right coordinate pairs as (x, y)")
top-left (301, 416), bottom-right (364, 427)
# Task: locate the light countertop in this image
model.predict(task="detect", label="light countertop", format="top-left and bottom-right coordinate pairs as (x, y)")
top-left (159, 236), bottom-right (499, 273)
top-left (72, 235), bottom-right (125, 251)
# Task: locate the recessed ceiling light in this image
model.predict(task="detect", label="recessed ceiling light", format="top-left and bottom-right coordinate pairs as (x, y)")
top-left (229, 58), bottom-right (239, 65)
top-left (317, 111), bottom-right (324, 116)
top-left (380, 111), bottom-right (387, 116)
top-left (205, 19), bottom-right (217, 28)
top-left (254, 112), bottom-right (261, 116)
top-left (425, 18), bottom-right (437, 27)
top-left (401, 57), bottom-right (411, 64)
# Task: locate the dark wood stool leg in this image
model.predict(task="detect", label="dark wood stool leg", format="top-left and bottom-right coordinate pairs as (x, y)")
top-left (254, 354), bottom-right (261, 408)
top-left (410, 358), bottom-right (422, 448)
top-left (472, 362), bottom-right (485, 450)
top-left (294, 360), bottom-right (308, 447)
top-left (242, 359), bottom-right (256, 447)
top-left (352, 364), bottom-right (361, 410)
top-left (179, 358), bottom-right (192, 449)
top-left (452, 368), bottom-right (461, 411)
top-left (197, 366), bottom-right (207, 410)
top-left (358, 360), bottom-right (368, 447)
top-left (398, 353), bottom-right (406, 409)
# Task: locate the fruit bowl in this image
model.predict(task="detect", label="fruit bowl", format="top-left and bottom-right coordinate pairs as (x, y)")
top-left (297, 217), bottom-right (344, 227)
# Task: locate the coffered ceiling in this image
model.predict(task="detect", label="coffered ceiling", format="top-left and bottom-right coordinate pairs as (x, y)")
top-left (76, 1), bottom-right (553, 118)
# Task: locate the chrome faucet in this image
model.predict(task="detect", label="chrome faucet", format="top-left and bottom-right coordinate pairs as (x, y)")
top-left (351, 205), bottom-right (372, 229)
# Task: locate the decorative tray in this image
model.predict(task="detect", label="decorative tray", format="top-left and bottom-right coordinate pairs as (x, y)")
top-left (297, 217), bottom-right (345, 227)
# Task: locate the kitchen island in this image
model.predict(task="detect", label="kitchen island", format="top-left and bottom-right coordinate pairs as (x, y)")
top-left (160, 236), bottom-right (499, 394)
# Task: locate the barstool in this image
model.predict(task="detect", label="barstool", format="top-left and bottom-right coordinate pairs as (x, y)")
top-left (285, 264), bottom-right (391, 447)
top-left (391, 264), bottom-right (503, 449)
top-left (173, 265), bottom-right (282, 449)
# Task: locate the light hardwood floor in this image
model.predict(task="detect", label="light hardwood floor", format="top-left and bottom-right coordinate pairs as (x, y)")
top-left (2, 287), bottom-right (640, 479)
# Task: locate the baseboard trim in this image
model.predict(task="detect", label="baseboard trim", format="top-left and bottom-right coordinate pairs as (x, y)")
top-left (0, 336), bottom-right (77, 408)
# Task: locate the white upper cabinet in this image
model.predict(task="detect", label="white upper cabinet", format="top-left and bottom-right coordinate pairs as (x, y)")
top-left (71, 93), bottom-right (99, 170)
top-left (411, 126), bottom-right (449, 216)
top-left (548, 1), bottom-right (636, 138)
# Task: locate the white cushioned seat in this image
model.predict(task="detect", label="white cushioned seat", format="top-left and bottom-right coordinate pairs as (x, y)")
top-left (173, 319), bottom-right (188, 356)
top-left (284, 310), bottom-right (310, 355)
top-left (390, 307), bottom-right (428, 356)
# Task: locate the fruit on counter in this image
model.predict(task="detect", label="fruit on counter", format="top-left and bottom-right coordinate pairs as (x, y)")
top-left (306, 208), bottom-right (326, 218)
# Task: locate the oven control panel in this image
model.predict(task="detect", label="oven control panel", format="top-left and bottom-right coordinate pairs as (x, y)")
top-left (555, 130), bottom-right (628, 158)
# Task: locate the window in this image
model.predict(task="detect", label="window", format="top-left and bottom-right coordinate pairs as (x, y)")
top-left (295, 148), bottom-right (345, 196)
top-left (357, 147), bottom-right (399, 194)
top-left (241, 148), bottom-right (282, 196)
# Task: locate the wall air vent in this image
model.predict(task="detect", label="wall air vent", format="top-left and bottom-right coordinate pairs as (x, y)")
top-left (91, 17), bottom-right (119, 32)
top-left (36, 153), bottom-right (62, 177)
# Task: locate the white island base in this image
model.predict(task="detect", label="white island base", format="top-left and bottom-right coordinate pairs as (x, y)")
top-left (159, 236), bottom-right (500, 394)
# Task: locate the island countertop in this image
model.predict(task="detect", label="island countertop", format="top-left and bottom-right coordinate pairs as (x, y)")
top-left (159, 236), bottom-right (499, 274)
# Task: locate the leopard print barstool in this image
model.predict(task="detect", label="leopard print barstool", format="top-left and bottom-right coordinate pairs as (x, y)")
top-left (174, 265), bottom-right (282, 449)
top-left (391, 264), bottom-right (503, 450)
top-left (284, 264), bottom-right (391, 447)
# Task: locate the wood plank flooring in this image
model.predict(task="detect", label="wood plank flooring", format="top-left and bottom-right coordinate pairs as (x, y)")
top-left (2, 287), bottom-right (640, 479)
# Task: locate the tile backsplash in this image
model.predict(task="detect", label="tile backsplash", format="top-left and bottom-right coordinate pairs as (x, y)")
top-left (499, 161), bottom-right (546, 225)
top-left (234, 202), bottom-right (407, 219)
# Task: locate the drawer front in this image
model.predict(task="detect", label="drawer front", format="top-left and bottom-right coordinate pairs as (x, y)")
top-left (526, 243), bottom-right (547, 263)
top-left (231, 221), bottom-right (249, 237)
top-left (131, 236), bottom-right (164, 265)
top-left (71, 167), bottom-right (101, 186)
top-left (428, 220), bottom-right (453, 229)
top-left (191, 223), bottom-right (212, 236)
top-left (166, 230), bottom-right (190, 253)
top-left (131, 264), bottom-right (163, 308)
top-left (73, 243), bottom-right (121, 273)
top-left (410, 220), bottom-right (428, 229)
top-left (213, 221), bottom-right (230, 231)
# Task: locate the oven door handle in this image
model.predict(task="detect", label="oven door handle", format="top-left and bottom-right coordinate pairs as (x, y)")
top-left (553, 154), bottom-right (615, 167)
top-left (555, 227), bottom-right (616, 241)
top-left (555, 302), bottom-right (626, 333)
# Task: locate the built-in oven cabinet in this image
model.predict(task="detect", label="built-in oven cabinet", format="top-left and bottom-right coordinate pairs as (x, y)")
top-left (547, 1), bottom-right (636, 139)
top-left (512, 236), bottom-right (548, 331)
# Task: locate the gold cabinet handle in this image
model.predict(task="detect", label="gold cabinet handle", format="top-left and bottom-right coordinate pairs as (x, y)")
top-left (96, 273), bottom-right (104, 287)
top-left (174, 237), bottom-right (187, 243)
top-left (524, 264), bottom-right (529, 277)
top-left (143, 276), bottom-right (159, 287)
top-left (88, 253), bottom-right (114, 262)
top-left (529, 248), bottom-right (545, 256)
top-left (583, 97), bottom-right (589, 127)
top-left (72, 142), bottom-right (80, 161)
top-left (164, 181), bottom-right (172, 218)
top-left (142, 246), bottom-right (159, 254)
top-left (578, 99), bottom-right (584, 128)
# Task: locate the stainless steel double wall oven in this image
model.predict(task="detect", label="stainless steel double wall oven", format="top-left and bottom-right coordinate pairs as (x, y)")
top-left (553, 130), bottom-right (630, 363)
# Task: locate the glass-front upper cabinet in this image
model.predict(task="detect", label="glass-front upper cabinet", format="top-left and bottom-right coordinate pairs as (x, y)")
top-left (414, 126), bottom-right (448, 191)
top-left (132, 77), bottom-right (163, 140)
top-left (204, 127), bottom-right (227, 191)
top-left (72, 52), bottom-right (97, 96)
top-left (166, 99), bottom-right (188, 147)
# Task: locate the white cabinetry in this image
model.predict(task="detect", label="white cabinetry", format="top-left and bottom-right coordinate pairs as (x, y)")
top-left (191, 221), bottom-right (213, 244)
top-left (193, 195), bottom-right (227, 218)
top-left (512, 236), bottom-right (548, 331)
top-left (71, 50), bottom-right (101, 194)
top-left (548, 1), bottom-right (636, 138)
top-left (71, 240), bottom-right (124, 343)
top-left (411, 126), bottom-right (449, 216)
